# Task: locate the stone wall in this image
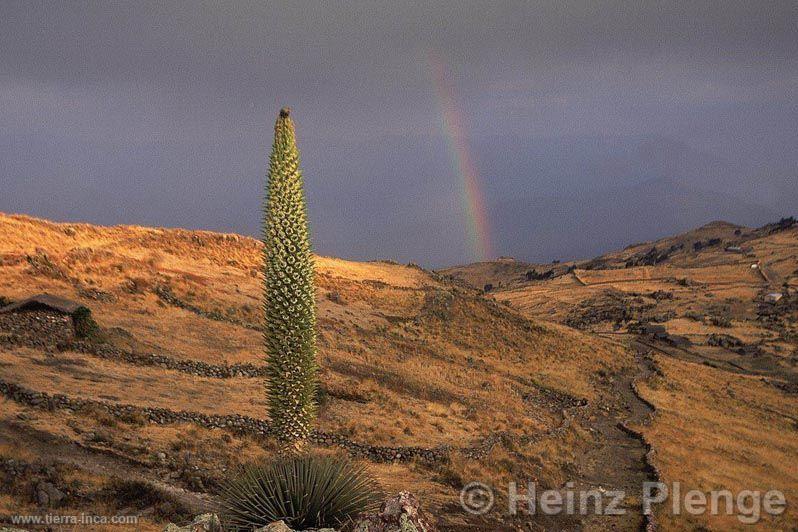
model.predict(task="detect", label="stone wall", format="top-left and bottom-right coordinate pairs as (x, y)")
top-left (70, 340), bottom-right (269, 379)
top-left (0, 379), bottom-right (459, 464)
top-left (0, 310), bottom-right (74, 347)
top-left (153, 285), bottom-right (260, 331)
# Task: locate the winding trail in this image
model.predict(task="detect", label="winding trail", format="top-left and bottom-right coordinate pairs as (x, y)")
top-left (0, 419), bottom-right (214, 516)
top-left (523, 343), bottom-right (659, 532)
top-left (573, 346), bottom-right (658, 531)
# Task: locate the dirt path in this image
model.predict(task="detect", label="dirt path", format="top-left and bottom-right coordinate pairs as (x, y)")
top-left (572, 346), bottom-right (657, 531)
top-left (0, 420), bottom-right (214, 516)
top-left (521, 345), bottom-right (658, 532)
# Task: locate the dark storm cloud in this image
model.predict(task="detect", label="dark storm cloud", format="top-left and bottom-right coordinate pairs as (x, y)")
top-left (1, 1), bottom-right (796, 266)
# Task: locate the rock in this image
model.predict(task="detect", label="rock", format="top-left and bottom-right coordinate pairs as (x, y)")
top-left (35, 481), bottom-right (65, 508)
top-left (253, 522), bottom-right (293, 532)
top-left (163, 513), bottom-right (222, 532)
top-left (351, 492), bottom-right (435, 532)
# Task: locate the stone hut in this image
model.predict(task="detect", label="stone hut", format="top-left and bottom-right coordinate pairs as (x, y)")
top-left (0, 293), bottom-right (98, 340)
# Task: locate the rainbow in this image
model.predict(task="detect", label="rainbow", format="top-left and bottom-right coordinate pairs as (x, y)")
top-left (428, 52), bottom-right (494, 262)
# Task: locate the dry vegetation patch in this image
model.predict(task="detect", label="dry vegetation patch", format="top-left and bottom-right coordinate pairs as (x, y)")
top-left (635, 355), bottom-right (798, 530)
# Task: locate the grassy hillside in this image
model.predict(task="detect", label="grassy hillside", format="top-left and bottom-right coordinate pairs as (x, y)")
top-left (0, 213), bottom-right (638, 530)
top-left (445, 217), bottom-right (798, 530)
top-left (2, 212), bottom-right (795, 530)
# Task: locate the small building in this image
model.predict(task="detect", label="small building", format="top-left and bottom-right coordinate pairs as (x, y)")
top-left (765, 292), bottom-right (783, 304)
top-left (0, 293), bottom-right (86, 315)
top-left (0, 293), bottom-right (98, 338)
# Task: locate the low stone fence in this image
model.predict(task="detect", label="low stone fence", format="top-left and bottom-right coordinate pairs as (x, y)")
top-left (0, 379), bottom-right (459, 464)
top-left (0, 315), bottom-right (267, 379)
top-left (70, 341), bottom-right (268, 378)
top-left (0, 310), bottom-right (74, 348)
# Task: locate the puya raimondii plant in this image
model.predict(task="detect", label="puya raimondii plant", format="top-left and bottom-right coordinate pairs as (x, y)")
top-left (220, 454), bottom-right (383, 530)
top-left (263, 108), bottom-right (318, 452)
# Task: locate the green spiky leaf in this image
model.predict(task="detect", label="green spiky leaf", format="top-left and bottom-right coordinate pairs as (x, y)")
top-left (220, 455), bottom-right (384, 530)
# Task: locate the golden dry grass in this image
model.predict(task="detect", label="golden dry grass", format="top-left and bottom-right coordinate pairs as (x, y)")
top-left (635, 355), bottom-right (798, 530)
top-left (441, 219), bottom-right (798, 530)
top-left (3, 212), bottom-right (795, 530)
top-left (0, 212), bottom-right (635, 529)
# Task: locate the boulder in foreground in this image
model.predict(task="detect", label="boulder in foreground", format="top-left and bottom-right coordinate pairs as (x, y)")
top-left (163, 513), bottom-right (221, 532)
top-left (350, 492), bottom-right (436, 532)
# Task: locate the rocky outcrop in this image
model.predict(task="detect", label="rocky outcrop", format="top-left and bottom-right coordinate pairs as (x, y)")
top-left (35, 481), bottom-right (65, 507)
top-left (625, 243), bottom-right (683, 268)
top-left (163, 513), bottom-right (221, 532)
top-left (350, 492), bottom-right (435, 532)
top-left (760, 216), bottom-right (796, 234)
top-left (565, 290), bottom-right (665, 330)
top-left (707, 333), bottom-right (768, 357)
top-left (171, 494), bottom-right (434, 532)
top-left (253, 522), bottom-right (293, 532)
top-left (707, 333), bottom-right (743, 349)
top-left (1, 456), bottom-right (73, 516)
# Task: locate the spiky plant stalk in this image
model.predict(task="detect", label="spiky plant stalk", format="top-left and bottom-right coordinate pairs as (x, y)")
top-left (263, 107), bottom-right (317, 452)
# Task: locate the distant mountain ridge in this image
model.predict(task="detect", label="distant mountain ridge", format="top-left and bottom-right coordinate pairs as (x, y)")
top-left (490, 176), bottom-right (782, 264)
top-left (5, 130), bottom-right (793, 268)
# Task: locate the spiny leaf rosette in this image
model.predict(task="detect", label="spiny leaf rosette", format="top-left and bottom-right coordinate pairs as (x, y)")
top-left (263, 108), bottom-right (318, 452)
top-left (220, 455), bottom-right (384, 530)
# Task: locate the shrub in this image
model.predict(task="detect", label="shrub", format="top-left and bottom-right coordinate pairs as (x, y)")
top-left (710, 315), bottom-right (732, 328)
top-left (72, 306), bottom-right (101, 339)
top-left (220, 454), bottom-right (383, 531)
top-left (684, 310), bottom-right (704, 322)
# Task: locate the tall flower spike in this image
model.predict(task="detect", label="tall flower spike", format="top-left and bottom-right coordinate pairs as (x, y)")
top-left (263, 107), bottom-right (318, 452)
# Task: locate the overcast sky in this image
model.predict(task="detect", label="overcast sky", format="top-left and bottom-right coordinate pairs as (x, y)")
top-left (2, 1), bottom-right (796, 267)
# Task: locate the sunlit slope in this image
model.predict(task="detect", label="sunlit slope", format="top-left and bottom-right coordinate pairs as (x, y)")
top-left (0, 212), bottom-right (639, 529)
